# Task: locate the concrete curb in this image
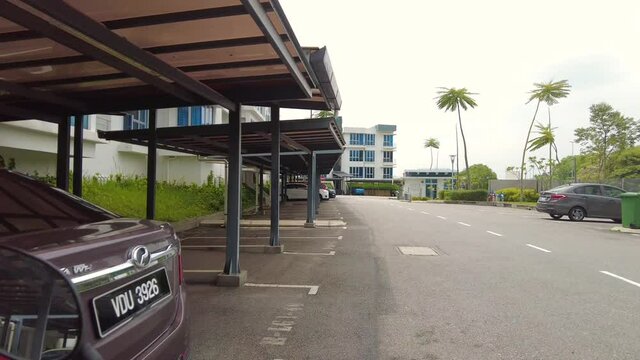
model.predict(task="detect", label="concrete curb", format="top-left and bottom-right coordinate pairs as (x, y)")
top-left (611, 226), bottom-right (640, 234)
top-left (200, 219), bottom-right (347, 228)
top-left (170, 212), bottom-right (225, 233)
top-left (396, 199), bottom-right (535, 211)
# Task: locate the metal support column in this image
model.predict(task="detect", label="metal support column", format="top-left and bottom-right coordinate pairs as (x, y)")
top-left (72, 115), bottom-right (84, 197)
top-left (282, 170), bottom-right (287, 203)
top-left (146, 110), bottom-right (157, 220)
top-left (56, 117), bottom-right (70, 191)
top-left (259, 166), bottom-right (264, 212)
top-left (316, 171), bottom-right (321, 214)
top-left (305, 152), bottom-right (316, 227)
top-left (224, 104), bottom-right (242, 274)
top-left (270, 106), bottom-right (280, 246)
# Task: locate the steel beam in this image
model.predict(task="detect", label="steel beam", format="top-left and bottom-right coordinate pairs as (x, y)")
top-left (305, 152), bottom-right (316, 226)
top-left (56, 117), bottom-right (70, 191)
top-left (241, 0), bottom-right (312, 98)
top-left (224, 104), bottom-right (242, 274)
top-left (72, 115), bottom-right (83, 197)
top-left (0, 79), bottom-right (86, 111)
top-left (270, 106), bottom-right (280, 246)
top-left (146, 110), bottom-right (157, 220)
top-left (259, 166), bottom-right (264, 212)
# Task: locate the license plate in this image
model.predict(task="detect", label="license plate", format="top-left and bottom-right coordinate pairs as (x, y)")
top-left (93, 268), bottom-right (171, 337)
top-left (539, 196), bottom-right (549, 202)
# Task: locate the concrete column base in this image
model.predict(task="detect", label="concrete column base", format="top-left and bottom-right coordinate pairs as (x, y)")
top-left (304, 222), bottom-right (316, 228)
top-left (215, 270), bottom-right (247, 287)
top-left (264, 245), bottom-right (284, 254)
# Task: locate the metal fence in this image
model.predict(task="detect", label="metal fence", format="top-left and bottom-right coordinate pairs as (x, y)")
top-left (491, 178), bottom-right (640, 193)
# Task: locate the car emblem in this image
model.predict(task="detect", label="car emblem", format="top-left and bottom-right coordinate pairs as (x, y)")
top-left (130, 245), bottom-right (151, 268)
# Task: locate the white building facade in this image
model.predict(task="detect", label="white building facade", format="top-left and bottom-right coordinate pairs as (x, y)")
top-left (402, 169), bottom-right (455, 199)
top-left (338, 124), bottom-right (396, 182)
top-left (0, 105), bottom-right (270, 185)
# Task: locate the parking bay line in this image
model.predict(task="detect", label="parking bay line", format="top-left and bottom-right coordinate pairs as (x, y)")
top-left (600, 271), bottom-right (640, 289)
top-left (283, 251), bottom-right (335, 256)
top-left (245, 283), bottom-right (319, 295)
top-left (526, 244), bottom-right (551, 253)
top-left (457, 222), bottom-right (471, 227)
top-left (421, 211), bottom-right (430, 215)
top-left (486, 231), bottom-right (503, 237)
top-left (437, 216), bottom-right (447, 220)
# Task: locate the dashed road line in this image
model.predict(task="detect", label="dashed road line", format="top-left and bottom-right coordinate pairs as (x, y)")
top-left (457, 222), bottom-right (471, 227)
top-left (407, 208), bottom-right (415, 211)
top-left (486, 231), bottom-right (503, 237)
top-left (526, 244), bottom-right (551, 253)
top-left (600, 271), bottom-right (640, 289)
top-left (283, 251), bottom-right (336, 256)
top-left (421, 211), bottom-right (430, 215)
top-left (437, 216), bottom-right (447, 220)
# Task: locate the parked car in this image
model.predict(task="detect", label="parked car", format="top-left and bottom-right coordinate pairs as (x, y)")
top-left (321, 182), bottom-right (336, 198)
top-left (0, 169), bottom-right (190, 360)
top-left (536, 183), bottom-right (625, 222)
top-left (285, 182), bottom-right (329, 201)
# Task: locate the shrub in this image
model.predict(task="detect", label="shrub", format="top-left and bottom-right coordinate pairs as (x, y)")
top-left (440, 189), bottom-right (488, 201)
top-left (348, 182), bottom-right (400, 191)
top-left (495, 187), bottom-right (539, 202)
top-left (411, 196), bottom-right (431, 201)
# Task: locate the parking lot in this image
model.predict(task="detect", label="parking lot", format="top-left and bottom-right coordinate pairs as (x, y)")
top-left (181, 196), bottom-right (640, 359)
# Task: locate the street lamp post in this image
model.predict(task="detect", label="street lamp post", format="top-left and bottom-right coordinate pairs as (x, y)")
top-left (449, 154), bottom-right (456, 190)
top-left (570, 141), bottom-right (577, 183)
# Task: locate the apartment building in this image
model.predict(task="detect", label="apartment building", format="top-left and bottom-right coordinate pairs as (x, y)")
top-left (337, 124), bottom-right (396, 181)
top-left (0, 105), bottom-right (270, 184)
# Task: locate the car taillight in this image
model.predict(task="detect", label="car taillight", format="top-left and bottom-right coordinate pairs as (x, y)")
top-left (178, 253), bottom-right (184, 285)
top-left (550, 194), bottom-right (567, 201)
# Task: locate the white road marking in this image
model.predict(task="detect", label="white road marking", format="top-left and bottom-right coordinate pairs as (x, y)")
top-left (183, 269), bottom-right (222, 273)
top-left (421, 211), bottom-right (430, 215)
top-left (338, 236), bottom-right (343, 240)
top-left (526, 244), bottom-right (551, 253)
top-left (437, 216), bottom-right (447, 220)
top-left (407, 208), bottom-right (415, 211)
top-left (486, 231), bottom-right (503, 237)
top-left (600, 271), bottom-right (640, 289)
top-left (183, 236), bottom-right (340, 240)
top-left (245, 283), bottom-right (319, 295)
top-left (283, 251), bottom-right (335, 256)
top-left (457, 222), bottom-right (471, 227)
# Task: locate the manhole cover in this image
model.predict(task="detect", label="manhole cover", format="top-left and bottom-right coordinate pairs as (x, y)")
top-left (397, 246), bottom-right (438, 256)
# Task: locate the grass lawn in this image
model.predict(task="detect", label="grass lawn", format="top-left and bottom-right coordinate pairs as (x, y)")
top-left (504, 201), bottom-right (538, 207)
top-left (81, 177), bottom-right (254, 222)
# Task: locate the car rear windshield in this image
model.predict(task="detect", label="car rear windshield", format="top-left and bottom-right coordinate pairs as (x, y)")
top-left (0, 170), bottom-right (117, 237)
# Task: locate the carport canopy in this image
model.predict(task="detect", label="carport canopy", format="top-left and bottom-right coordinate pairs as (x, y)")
top-left (98, 117), bottom-right (345, 175)
top-left (0, 0), bottom-right (341, 122)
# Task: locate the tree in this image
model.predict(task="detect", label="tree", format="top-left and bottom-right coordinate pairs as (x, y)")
top-left (435, 87), bottom-right (477, 189)
top-left (574, 103), bottom-right (638, 180)
top-left (528, 122), bottom-right (559, 188)
top-left (458, 164), bottom-right (497, 190)
top-left (424, 138), bottom-right (440, 170)
top-left (609, 147), bottom-right (640, 178)
top-left (519, 80), bottom-right (571, 199)
top-left (314, 110), bottom-right (335, 118)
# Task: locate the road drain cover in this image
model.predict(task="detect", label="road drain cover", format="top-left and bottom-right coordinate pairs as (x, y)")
top-left (397, 246), bottom-right (438, 256)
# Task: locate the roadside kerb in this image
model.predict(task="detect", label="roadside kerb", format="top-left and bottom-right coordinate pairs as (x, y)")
top-left (200, 219), bottom-right (347, 228)
top-left (398, 199), bottom-right (535, 211)
top-left (611, 226), bottom-right (640, 234)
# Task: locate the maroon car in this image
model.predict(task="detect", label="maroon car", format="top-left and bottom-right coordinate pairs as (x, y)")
top-left (0, 170), bottom-right (189, 359)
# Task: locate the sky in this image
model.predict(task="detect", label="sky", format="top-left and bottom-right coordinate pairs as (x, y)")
top-left (278, 0), bottom-right (640, 178)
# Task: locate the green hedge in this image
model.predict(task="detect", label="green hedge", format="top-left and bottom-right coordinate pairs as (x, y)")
top-left (438, 189), bottom-right (488, 201)
top-left (348, 182), bottom-right (400, 191)
top-left (496, 187), bottom-right (539, 202)
top-left (411, 196), bottom-right (431, 201)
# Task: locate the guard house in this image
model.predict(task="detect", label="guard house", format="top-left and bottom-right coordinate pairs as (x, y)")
top-left (403, 169), bottom-right (455, 199)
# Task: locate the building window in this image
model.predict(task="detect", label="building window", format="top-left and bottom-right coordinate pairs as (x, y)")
top-left (123, 110), bottom-right (149, 130)
top-left (364, 150), bottom-right (375, 162)
top-left (383, 168), bottom-right (393, 179)
top-left (349, 167), bottom-right (363, 178)
top-left (364, 167), bottom-right (375, 179)
top-left (177, 106), bottom-right (213, 126)
top-left (349, 150), bottom-right (363, 162)
top-left (383, 134), bottom-right (394, 147)
top-left (383, 151), bottom-right (393, 162)
top-left (349, 133), bottom-right (365, 145)
top-left (365, 134), bottom-right (375, 145)
top-left (70, 115), bottom-right (90, 130)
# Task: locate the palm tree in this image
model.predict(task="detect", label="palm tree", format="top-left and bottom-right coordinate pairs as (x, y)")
top-left (528, 122), bottom-right (559, 189)
top-left (519, 80), bottom-right (570, 199)
top-left (424, 138), bottom-right (440, 170)
top-left (314, 110), bottom-right (335, 118)
top-left (435, 87), bottom-right (478, 189)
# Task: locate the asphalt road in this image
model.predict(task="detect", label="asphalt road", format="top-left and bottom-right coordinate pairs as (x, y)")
top-left (186, 197), bottom-right (640, 359)
top-left (347, 197), bottom-right (640, 359)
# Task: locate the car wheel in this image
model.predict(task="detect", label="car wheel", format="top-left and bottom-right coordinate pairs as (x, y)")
top-left (568, 207), bottom-right (586, 221)
top-left (550, 214), bottom-right (563, 220)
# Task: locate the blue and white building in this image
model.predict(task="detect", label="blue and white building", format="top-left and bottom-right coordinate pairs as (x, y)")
top-left (335, 124), bottom-right (396, 182)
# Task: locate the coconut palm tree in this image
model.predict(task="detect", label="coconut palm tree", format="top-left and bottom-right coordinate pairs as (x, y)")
top-left (424, 138), bottom-right (440, 170)
top-left (435, 87), bottom-right (477, 189)
top-left (519, 80), bottom-right (570, 199)
top-left (528, 122), bottom-right (560, 189)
